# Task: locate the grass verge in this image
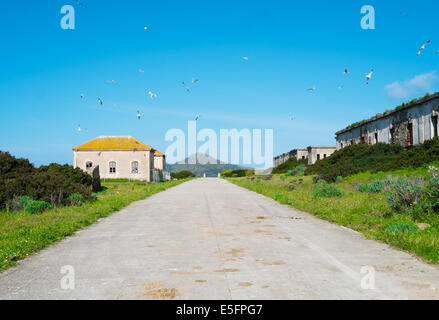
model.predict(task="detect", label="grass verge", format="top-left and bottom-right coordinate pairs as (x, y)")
top-left (227, 170), bottom-right (439, 264)
top-left (0, 179), bottom-right (190, 273)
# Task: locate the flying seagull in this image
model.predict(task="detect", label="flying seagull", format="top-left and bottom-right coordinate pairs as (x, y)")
top-left (182, 81), bottom-right (190, 92)
top-left (80, 93), bottom-right (85, 99)
top-left (366, 69), bottom-right (374, 84)
top-left (307, 87), bottom-right (316, 91)
top-left (344, 69), bottom-right (350, 74)
top-left (417, 40), bottom-right (431, 56)
top-left (338, 85), bottom-right (344, 89)
top-left (137, 110), bottom-right (141, 120)
top-left (243, 57), bottom-right (249, 61)
top-left (144, 25), bottom-right (149, 31)
top-left (192, 78), bottom-right (199, 84)
top-left (114, 103), bottom-right (118, 108)
top-left (107, 80), bottom-right (117, 85)
top-left (289, 115), bottom-right (294, 121)
top-left (76, 1), bottom-right (87, 8)
top-left (98, 98), bottom-right (103, 105)
top-left (147, 90), bottom-right (157, 99)
top-left (77, 125), bottom-right (82, 132)
top-left (139, 69), bottom-right (145, 74)
top-left (195, 114), bottom-right (201, 121)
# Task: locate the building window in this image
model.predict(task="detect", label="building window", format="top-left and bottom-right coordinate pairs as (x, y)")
top-left (374, 132), bottom-right (378, 144)
top-left (341, 143), bottom-right (344, 149)
top-left (86, 161), bottom-right (93, 169)
top-left (131, 161), bottom-right (139, 174)
top-left (323, 154), bottom-right (327, 159)
top-left (407, 123), bottom-right (413, 147)
top-left (317, 154), bottom-right (320, 161)
top-left (109, 161), bottom-right (116, 173)
top-left (302, 156), bottom-right (305, 159)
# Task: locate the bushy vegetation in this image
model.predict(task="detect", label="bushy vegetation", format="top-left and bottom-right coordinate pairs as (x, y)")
top-left (171, 170), bottom-right (196, 179)
top-left (221, 169), bottom-right (255, 177)
top-left (0, 151), bottom-right (94, 210)
top-left (39, 163), bottom-right (92, 185)
top-left (306, 138), bottom-right (439, 182)
top-left (272, 157), bottom-right (307, 174)
top-left (305, 143), bottom-right (404, 182)
top-left (313, 181), bottom-right (344, 198)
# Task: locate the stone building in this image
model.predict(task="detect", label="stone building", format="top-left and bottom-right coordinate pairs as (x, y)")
top-left (335, 93), bottom-right (439, 150)
top-left (154, 150), bottom-right (166, 171)
top-left (73, 136), bottom-right (166, 182)
top-left (307, 146), bottom-right (337, 165)
top-left (273, 149), bottom-right (308, 167)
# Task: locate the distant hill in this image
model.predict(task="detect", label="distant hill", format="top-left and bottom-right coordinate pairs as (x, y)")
top-left (166, 153), bottom-right (252, 177)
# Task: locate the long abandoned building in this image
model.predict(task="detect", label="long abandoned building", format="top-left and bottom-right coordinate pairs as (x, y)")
top-left (336, 92), bottom-right (439, 150)
top-left (273, 146), bottom-right (336, 166)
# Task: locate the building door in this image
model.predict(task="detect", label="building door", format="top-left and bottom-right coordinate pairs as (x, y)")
top-left (433, 116), bottom-right (438, 138)
top-left (407, 123), bottom-right (413, 147)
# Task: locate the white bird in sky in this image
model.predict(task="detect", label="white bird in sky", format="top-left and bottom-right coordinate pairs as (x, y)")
top-left (192, 78), bottom-right (199, 84)
top-left (195, 114), bottom-right (201, 121)
top-left (77, 125), bottom-right (82, 132)
top-left (107, 80), bottom-right (117, 85)
top-left (80, 93), bottom-right (85, 99)
top-left (307, 87), bottom-right (316, 91)
top-left (289, 115), bottom-right (294, 121)
top-left (182, 81), bottom-right (190, 92)
top-left (114, 103), bottom-right (118, 108)
top-left (98, 98), bottom-right (103, 105)
top-left (76, 0), bottom-right (87, 8)
top-left (144, 25), bottom-right (149, 31)
top-left (243, 56), bottom-right (249, 61)
top-left (366, 69), bottom-right (374, 84)
top-left (139, 69), bottom-right (145, 74)
top-left (344, 68), bottom-right (350, 74)
top-left (147, 90), bottom-right (157, 99)
top-left (417, 40), bottom-right (431, 56)
top-left (338, 85), bottom-right (344, 89)
top-left (137, 110), bottom-right (141, 120)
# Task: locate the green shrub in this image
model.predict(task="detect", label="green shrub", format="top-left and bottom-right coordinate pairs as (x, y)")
top-left (221, 169), bottom-right (253, 177)
top-left (305, 143), bottom-right (404, 182)
top-left (313, 182), bottom-right (344, 198)
top-left (24, 200), bottom-right (53, 214)
top-left (171, 170), bottom-right (195, 179)
top-left (385, 223), bottom-right (418, 235)
top-left (272, 157), bottom-right (307, 174)
top-left (305, 138), bottom-right (439, 182)
top-left (39, 163), bottom-right (92, 186)
top-left (284, 165), bottom-right (306, 177)
top-left (385, 177), bottom-right (424, 212)
top-left (68, 193), bottom-right (85, 206)
top-left (422, 166), bottom-right (439, 212)
top-left (358, 179), bottom-right (390, 193)
top-left (0, 152), bottom-right (93, 209)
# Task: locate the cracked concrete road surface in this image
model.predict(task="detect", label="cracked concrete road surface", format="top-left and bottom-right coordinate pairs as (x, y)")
top-left (1, 178), bottom-right (439, 300)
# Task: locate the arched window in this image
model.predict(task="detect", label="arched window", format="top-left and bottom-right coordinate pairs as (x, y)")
top-left (109, 161), bottom-right (116, 173)
top-left (86, 161), bottom-right (93, 169)
top-left (131, 161), bottom-right (139, 174)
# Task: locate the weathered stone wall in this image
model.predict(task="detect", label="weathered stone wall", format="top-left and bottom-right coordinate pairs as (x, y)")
top-left (336, 94), bottom-right (439, 150)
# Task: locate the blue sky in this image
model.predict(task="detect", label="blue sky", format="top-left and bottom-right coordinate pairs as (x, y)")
top-left (0, 0), bottom-right (438, 167)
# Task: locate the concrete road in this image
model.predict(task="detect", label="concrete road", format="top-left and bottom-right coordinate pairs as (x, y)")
top-left (1, 178), bottom-right (439, 300)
